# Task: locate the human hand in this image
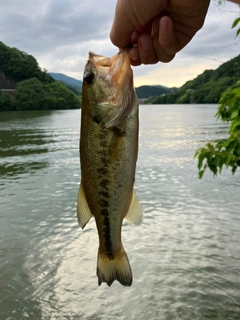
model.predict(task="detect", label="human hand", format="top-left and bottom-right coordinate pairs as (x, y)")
top-left (110, 0), bottom-right (210, 65)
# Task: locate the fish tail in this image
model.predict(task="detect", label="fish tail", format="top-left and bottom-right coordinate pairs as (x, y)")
top-left (97, 245), bottom-right (132, 287)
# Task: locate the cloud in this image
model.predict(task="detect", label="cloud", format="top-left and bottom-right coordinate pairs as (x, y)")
top-left (0, 0), bottom-right (114, 52)
top-left (0, 0), bottom-right (239, 87)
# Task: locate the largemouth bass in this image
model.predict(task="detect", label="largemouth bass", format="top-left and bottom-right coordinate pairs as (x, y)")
top-left (77, 47), bottom-right (142, 287)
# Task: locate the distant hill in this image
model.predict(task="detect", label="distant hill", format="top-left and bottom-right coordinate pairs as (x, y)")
top-left (49, 73), bottom-right (177, 99)
top-left (49, 73), bottom-right (82, 89)
top-left (150, 54), bottom-right (240, 104)
top-left (135, 85), bottom-right (178, 99)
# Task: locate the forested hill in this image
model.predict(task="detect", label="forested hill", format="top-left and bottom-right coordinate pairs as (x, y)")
top-left (0, 42), bottom-right (80, 111)
top-left (49, 73), bottom-right (82, 89)
top-left (135, 85), bottom-right (178, 99)
top-left (150, 54), bottom-right (240, 104)
top-left (49, 72), bottom-right (82, 97)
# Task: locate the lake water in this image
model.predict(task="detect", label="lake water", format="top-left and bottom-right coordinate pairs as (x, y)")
top-left (0, 105), bottom-right (240, 320)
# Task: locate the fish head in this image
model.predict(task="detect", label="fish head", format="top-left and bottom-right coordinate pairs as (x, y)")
top-left (82, 48), bottom-right (137, 129)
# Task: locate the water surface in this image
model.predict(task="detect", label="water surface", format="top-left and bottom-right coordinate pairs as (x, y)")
top-left (0, 105), bottom-right (240, 320)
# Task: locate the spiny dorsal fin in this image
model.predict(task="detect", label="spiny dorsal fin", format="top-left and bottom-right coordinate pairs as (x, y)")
top-left (125, 191), bottom-right (143, 226)
top-left (77, 183), bottom-right (92, 229)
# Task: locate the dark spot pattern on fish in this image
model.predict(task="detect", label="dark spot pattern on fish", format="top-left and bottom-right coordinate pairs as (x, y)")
top-left (94, 129), bottom-right (117, 259)
top-left (100, 199), bottom-right (109, 207)
top-left (102, 216), bottom-right (114, 259)
top-left (100, 208), bottom-right (109, 216)
top-left (98, 191), bottom-right (110, 198)
top-left (100, 179), bottom-right (109, 189)
top-left (97, 167), bottom-right (108, 175)
top-left (100, 157), bottom-right (108, 166)
top-left (98, 185), bottom-right (113, 255)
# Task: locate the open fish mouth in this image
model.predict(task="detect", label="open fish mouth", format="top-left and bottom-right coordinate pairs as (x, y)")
top-left (87, 46), bottom-right (133, 93)
top-left (83, 47), bottom-right (135, 129)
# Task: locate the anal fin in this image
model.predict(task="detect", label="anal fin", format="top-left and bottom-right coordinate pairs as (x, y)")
top-left (124, 190), bottom-right (143, 226)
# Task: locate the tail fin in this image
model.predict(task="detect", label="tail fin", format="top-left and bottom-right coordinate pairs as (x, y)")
top-left (97, 245), bottom-right (132, 287)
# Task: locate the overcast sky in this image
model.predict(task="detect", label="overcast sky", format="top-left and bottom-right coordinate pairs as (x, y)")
top-left (0, 0), bottom-right (239, 87)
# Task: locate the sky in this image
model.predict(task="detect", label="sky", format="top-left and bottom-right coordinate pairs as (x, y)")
top-left (0, 0), bottom-right (239, 88)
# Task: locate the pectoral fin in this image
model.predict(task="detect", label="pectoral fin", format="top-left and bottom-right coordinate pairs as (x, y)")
top-left (77, 183), bottom-right (92, 229)
top-left (125, 191), bottom-right (143, 226)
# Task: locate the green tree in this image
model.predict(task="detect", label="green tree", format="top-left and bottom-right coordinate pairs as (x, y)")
top-left (0, 91), bottom-right (14, 111)
top-left (14, 78), bottom-right (80, 111)
top-left (195, 15), bottom-right (240, 178)
top-left (15, 78), bottom-right (45, 110)
top-left (0, 42), bottom-right (54, 84)
top-left (44, 81), bottom-right (80, 109)
top-left (0, 41), bottom-right (81, 111)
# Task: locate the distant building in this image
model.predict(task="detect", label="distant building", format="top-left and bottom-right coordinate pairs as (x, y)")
top-left (138, 98), bottom-right (148, 104)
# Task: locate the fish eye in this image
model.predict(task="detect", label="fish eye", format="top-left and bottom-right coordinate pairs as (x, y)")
top-left (84, 71), bottom-right (95, 84)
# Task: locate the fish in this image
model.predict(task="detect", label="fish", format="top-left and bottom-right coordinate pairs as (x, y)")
top-left (77, 47), bottom-right (142, 287)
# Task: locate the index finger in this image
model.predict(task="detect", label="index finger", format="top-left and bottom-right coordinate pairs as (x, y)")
top-left (110, 0), bottom-right (135, 49)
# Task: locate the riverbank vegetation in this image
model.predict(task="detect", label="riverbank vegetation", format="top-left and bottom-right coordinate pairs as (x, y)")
top-left (0, 42), bottom-right (80, 111)
top-left (195, 14), bottom-right (240, 177)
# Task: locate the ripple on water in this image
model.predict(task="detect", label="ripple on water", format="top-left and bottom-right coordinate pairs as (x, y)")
top-left (1, 107), bottom-right (240, 319)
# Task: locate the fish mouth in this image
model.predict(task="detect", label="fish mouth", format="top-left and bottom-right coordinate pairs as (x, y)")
top-left (112, 47), bottom-right (133, 91)
top-left (88, 46), bottom-right (133, 92)
top-left (86, 47), bottom-right (135, 129)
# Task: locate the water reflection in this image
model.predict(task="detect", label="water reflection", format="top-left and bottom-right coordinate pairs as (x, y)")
top-left (0, 161), bottom-right (49, 179)
top-left (1, 106), bottom-right (240, 320)
top-left (0, 131), bottom-right (50, 179)
top-left (0, 111), bottom-right (56, 181)
top-left (0, 110), bottom-right (54, 124)
top-left (0, 111), bottom-right (80, 181)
